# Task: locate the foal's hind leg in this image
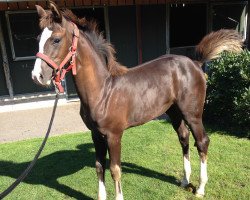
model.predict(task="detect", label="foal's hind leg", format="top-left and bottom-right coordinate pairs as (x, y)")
top-left (92, 131), bottom-right (108, 200)
top-left (181, 109), bottom-right (210, 197)
top-left (166, 105), bottom-right (191, 188)
top-left (187, 118), bottom-right (209, 197)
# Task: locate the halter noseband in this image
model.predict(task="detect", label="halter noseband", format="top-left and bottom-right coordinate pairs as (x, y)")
top-left (36, 23), bottom-right (79, 93)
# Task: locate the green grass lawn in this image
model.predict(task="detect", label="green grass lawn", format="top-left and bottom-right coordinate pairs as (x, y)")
top-left (0, 120), bottom-right (249, 200)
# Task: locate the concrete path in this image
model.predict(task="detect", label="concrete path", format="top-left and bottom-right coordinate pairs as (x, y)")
top-left (0, 99), bottom-right (89, 143)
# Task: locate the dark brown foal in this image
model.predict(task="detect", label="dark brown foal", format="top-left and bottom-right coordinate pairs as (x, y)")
top-left (32, 2), bottom-right (243, 199)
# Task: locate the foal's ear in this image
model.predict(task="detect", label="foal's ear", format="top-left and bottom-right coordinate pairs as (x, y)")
top-left (49, 1), bottom-right (62, 23)
top-left (35, 5), bottom-right (46, 18)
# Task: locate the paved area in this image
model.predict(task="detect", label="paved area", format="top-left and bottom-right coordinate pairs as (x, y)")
top-left (0, 99), bottom-right (89, 143)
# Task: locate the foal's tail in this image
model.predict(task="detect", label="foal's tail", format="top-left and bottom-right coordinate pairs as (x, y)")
top-left (195, 29), bottom-right (243, 63)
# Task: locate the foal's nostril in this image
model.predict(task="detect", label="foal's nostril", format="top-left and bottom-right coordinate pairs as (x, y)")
top-left (39, 74), bottom-right (44, 80)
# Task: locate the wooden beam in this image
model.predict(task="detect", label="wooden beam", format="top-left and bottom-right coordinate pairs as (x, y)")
top-left (27, 1), bottom-right (36, 9)
top-left (92, 0), bottom-right (101, 5)
top-left (101, 0), bottom-right (109, 5)
top-left (1, 0), bottom-right (245, 10)
top-left (56, 0), bottom-right (66, 7)
top-left (166, 4), bottom-right (170, 53)
top-left (18, 2), bottom-right (28, 10)
top-left (149, 0), bottom-right (157, 4)
top-left (0, 3), bottom-right (8, 11)
top-left (83, 0), bottom-right (92, 5)
top-left (109, 0), bottom-right (118, 6)
top-left (104, 6), bottom-right (110, 41)
top-left (75, 0), bottom-right (83, 6)
top-left (101, 0), bottom-right (109, 6)
top-left (7, 2), bottom-right (18, 10)
top-left (140, 0), bottom-right (149, 4)
top-left (117, 0), bottom-right (125, 5)
top-left (135, 0), bottom-right (143, 5)
top-left (246, 2), bottom-right (250, 49)
top-left (136, 5), bottom-right (142, 64)
top-left (65, 0), bottom-right (75, 6)
top-left (157, 0), bottom-right (166, 4)
top-left (0, 18), bottom-right (14, 98)
top-left (37, 1), bottom-right (47, 8)
top-left (126, 0), bottom-right (134, 5)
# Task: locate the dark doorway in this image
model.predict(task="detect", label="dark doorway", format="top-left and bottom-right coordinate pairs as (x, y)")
top-left (212, 3), bottom-right (247, 38)
top-left (141, 5), bottom-right (166, 63)
top-left (170, 4), bottom-right (207, 59)
top-left (4, 11), bottom-right (51, 95)
top-left (0, 45), bottom-right (8, 96)
top-left (109, 6), bottom-right (138, 68)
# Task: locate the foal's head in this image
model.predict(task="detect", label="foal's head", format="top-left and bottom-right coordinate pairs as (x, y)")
top-left (32, 2), bottom-right (73, 86)
top-left (32, 2), bottom-right (127, 87)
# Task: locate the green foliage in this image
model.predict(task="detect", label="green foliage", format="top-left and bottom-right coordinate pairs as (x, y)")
top-left (205, 50), bottom-right (250, 137)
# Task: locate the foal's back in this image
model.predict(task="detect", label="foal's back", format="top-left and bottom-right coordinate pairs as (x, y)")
top-left (105, 54), bottom-right (206, 129)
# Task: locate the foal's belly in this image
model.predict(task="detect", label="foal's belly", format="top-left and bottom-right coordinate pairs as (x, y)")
top-left (127, 88), bottom-right (174, 127)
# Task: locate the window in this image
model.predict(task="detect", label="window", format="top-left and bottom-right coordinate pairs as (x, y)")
top-left (6, 11), bottom-right (40, 61)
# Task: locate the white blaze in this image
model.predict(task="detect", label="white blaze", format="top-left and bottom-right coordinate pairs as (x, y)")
top-left (32, 27), bottom-right (52, 84)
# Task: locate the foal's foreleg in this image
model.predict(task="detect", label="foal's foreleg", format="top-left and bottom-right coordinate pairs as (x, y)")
top-left (92, 131), bottom-right (108, 200)
top-left (107, 133), bottom-right (123, 200)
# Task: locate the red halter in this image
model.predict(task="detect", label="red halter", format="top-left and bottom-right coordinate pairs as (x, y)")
top-left (36, 23), bottom-right (79, 93)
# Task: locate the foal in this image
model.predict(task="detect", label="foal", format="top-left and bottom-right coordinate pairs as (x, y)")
top-left (32, 2), bottom-right (242, 199)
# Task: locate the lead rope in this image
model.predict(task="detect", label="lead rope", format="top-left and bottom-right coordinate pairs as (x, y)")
top-left (0, 93), bottom-right (59, 199)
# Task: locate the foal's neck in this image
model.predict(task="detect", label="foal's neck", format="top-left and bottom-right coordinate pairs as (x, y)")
top-left (73, 32), bottom-right (110, 106)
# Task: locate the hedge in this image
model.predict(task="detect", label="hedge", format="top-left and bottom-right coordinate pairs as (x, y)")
top-left (204, 50), bottom-right (250, 138)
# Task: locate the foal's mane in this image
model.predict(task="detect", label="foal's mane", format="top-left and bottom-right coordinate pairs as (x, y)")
top-left (40, 9), bottom-right (128, 76)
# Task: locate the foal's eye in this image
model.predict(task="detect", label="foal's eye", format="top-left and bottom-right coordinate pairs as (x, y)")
top-left (53, 38), bottom-right (61, 44)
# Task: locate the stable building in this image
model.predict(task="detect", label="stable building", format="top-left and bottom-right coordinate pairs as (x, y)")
top-left (0, 0), bottom-right (249, 102)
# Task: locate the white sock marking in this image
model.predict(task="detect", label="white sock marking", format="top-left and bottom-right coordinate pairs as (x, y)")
top-left (181, 156), bottom-right (191, 187)
top-left (116, 193), bottom-right (124, 200)
top-left (98, 180), bottom-right (107, 200)
top-left (196, 160), bottom-right (208, 196)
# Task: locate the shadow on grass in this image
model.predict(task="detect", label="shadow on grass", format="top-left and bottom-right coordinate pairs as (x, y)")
top-left (157, 114), bottom-right (249, 139)
top-left (122, 162), bottom-right (179, 186)
top-left (204, 123), bottom-right (249, 139)
top-left (0, 143), bottom-right (179, 199)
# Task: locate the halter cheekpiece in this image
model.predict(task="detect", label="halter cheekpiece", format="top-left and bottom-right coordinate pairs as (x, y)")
top-left (36, 23), bottom-right (79, 93)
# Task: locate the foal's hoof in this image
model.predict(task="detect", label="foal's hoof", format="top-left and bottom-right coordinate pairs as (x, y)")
top-left (184, 183), bottom-right (196, 194)
top-left (195, 193), bottom-right (204, 198)
top-left (195, 188), bottom-right (205, 198)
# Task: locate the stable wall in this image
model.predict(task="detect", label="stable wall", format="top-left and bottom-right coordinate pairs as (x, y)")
top-left (0, 1), bottom-right (248, 100)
